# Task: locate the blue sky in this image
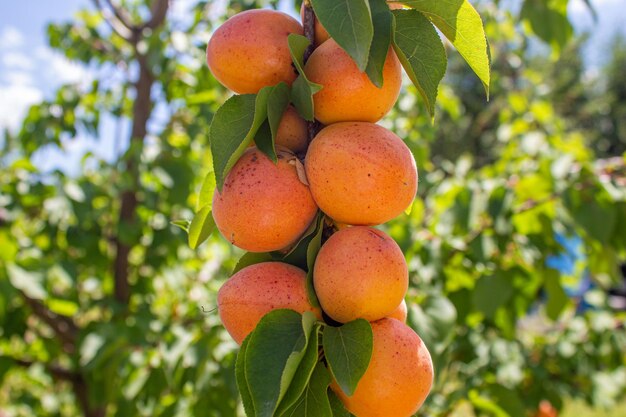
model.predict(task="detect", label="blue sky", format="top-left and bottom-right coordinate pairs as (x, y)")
top-left (0, 0), bottom-right (625, 174)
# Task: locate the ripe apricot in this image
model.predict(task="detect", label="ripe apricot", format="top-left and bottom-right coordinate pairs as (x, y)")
top-left (206, 9), bottom-right (302, 94)
top-left (218, 262), bottom-right (321, 344)
top-left (388, 299), bottom-right (408, 322)
top-left (212, 148), bottom-right (318, 252)
top-left (313, 226), bottom-right (408, 323)
top-left (331, 318), bottom-right (433, 417)
top-left (276, 105), bottom-right (308, 154)
top-left (305, 122), bottom-right (417, 225)
top-left (304, 39), bottom-right (401, 124)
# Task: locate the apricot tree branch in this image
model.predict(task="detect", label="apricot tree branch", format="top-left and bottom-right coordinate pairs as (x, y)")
top-left (142, 0), bottom-right (170, 30)
top-left (104, 0), bottom-right (136, 30)
top-left (112, 0), bottom-right (170, 306)
top-left (302, 1), bottom-right (321, 143)
top-left (90, 0), bottom-right (134, 41)
top-left (21, 292), bottom-right (77, 354)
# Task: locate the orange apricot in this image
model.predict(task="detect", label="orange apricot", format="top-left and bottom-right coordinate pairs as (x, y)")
top-left (313, 226), bottom-right (408, 323)
top-left (331, 318), bottom-right (433, 417)
top-left (305, 122), bottom-right (417, 225)
top-left (276, 105), bottom-right (309, 154)
top-left (300, 3), bottom-right (329, 46)
top-left (206, 9), bottom-right (302, 94)
top-left (304, 39), bottom-right (402, 124)
top-left (212, 148), bottom-right (318, 252)
top-left (388, 299), bottom-right (408, 322)
top-left (218, 262), bottom-right (322, 344)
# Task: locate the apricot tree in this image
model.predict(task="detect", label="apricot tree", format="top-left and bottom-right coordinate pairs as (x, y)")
top-left (193, 1), bottom-right (490, 416)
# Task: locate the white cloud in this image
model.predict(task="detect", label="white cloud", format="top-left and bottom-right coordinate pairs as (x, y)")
top-left (35, 47), bottom-right (91, 86)
top-left (2, 51), bottom-right (34, 70)
top-left (2, 71), bottom-right (35, 86)
top-left (0, 83), bottom-right (43, 131)
top-left (0, 26), bottom-right (24, 50)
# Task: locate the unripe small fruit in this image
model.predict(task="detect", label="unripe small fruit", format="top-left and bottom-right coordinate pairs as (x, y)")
top-left (212, 148), bottom-right (318, 252)
top-left (218, 262), bottom-right (321, 344)
top-left (331, 318), bottom-right (433, 417)
top-left (388, 299), bottom-right (408, 322)
top-left (276, 105), bottom-right (308, 154)
top-left (305, 122), bottom-right (417, 225)
top-left (304, 39), bottom-right (401, 124)
top-left (313, 226), bottom-right (408, 323)
top-left (206, 9), bottom-right (302, 94)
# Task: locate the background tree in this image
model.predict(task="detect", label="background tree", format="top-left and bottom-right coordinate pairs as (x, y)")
top-left (0, 1), bottom-right (624, 416)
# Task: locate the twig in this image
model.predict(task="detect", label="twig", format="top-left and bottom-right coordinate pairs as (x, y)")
top-left (302, 1), bottom-right (321, 143)
top-left (21, 292), bottom-right (77, 354)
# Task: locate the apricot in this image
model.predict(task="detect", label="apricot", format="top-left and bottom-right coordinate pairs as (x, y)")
top-left (388, 299), bottom-right (408, 322)
top-left (300, 3), bottom-right (329, 46)
top-left (206, 9), bottom-right (302, 94)
top-left (276, 105), bottom-right (309, 154)
top-left (305, 122), bottom-right (417, 225)
top-left (218, 262), bottom-right (321, 344)
top-left (303, 39), bottom-right (402, 124)
top-left (313, 226), bottom-right (408, 323)
top-left (212, 148), bottom-right (318, 252)
top-left (331, 318), bottom-right (433, 417)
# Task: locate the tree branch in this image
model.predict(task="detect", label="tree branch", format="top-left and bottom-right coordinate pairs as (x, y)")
top-left (302, 1), bottom-right (321, 144)
top-left (90, 0), bottom-right (134, 41)
top-left (104, 0), bottom-right (136, 30)
top-left (142, 0), bottom-right (170, 30)
top-left (21, 292), bottom-right (77, 354)
top-left (8, 356), bottom-right (79, 382)
top-left (112, 0), bottom-right (170, 306)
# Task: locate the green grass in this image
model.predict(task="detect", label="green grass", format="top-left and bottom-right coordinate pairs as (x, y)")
top-left (561, 400), bottom-right (626, 417)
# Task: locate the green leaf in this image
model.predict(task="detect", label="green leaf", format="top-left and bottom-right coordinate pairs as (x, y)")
top-left (254, 121), bottom-right (275, 162)
top-left (305, 217), bottom-right (324, 308)
top-left (209, 94), bottom-right (257, 191)
top-left (196, 169), bottom-right (216, 212)
top-left (323, 319), bottom-right (373, 396)
top-left (365, 0), bottom-right (393, 87)
top-left (328, 389), bottom-right (353, 417)
top-left (401, 0), bottom-right (491, 96)
top-left (310, 0), bottom-right (374, 71)
top-left (408, 293), bottom-right (457, 354)
top-left (276, 322), bottom-right (321, 415)
top-left (471, 273), bottom-right (514, 320)
top-left (246, 310), bottom-right (316, 417)
top-left (233, 252), bottom-right (275, 275)
top-left (266, 82), bottom-right (291, 147)
top-left (544, 269), bottom-right (570, 320)
top-left (392, 10), bottom-right (447, 117)
top-left (279, 363), bottom-right (333, 417)
top-left (170, 219), bottom-right (190, 233)
top-left (188, 205), bottom-right (215, 249)
top-left (288, 34), bottom-right (323, 121)
top-left (520, 0), bottom-right (573, 52)
top-left (210, 85), bottom-right (279, 191)
top-left (237, 335), bottom-right (257, 417)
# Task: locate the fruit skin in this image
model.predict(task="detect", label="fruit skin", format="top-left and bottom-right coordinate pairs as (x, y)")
top-left (313, 226), bottom-right (408, 323)
top-left (276, 105), bottom-right (309, 154)
top-left (388, 299), bottom-right (408, 322)
top-left (206, 9), bottom-right (302, 94)
top-left (331, 318), bottom-right (433, 417)
top-left (305, 122), bottom-right (418, 225)
top-left (212, 148), bottom-right (318, 252)
top-left (218, 262), bottom-right (322, 344)
top-left (304, 39), bottom-right (402, 124)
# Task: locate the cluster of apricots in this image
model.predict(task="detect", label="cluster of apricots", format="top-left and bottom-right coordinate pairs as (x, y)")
top-left (206, 4), bottom-right (433, 417)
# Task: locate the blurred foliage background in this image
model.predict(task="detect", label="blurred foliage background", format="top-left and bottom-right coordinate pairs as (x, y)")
top-left (0, 0), bottom-right (625, 416)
